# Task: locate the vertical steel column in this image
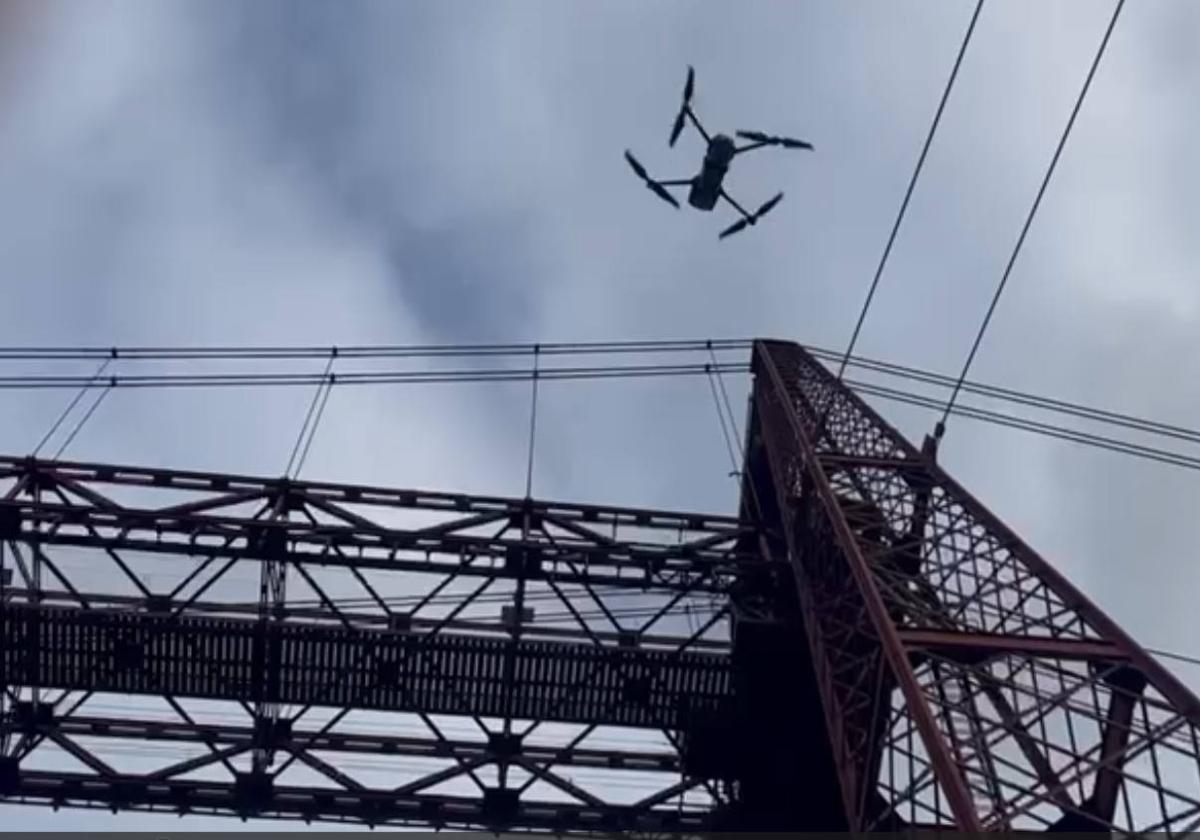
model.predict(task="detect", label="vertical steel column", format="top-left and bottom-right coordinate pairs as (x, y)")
top-left (748, 339), bottom-right (1200, 832)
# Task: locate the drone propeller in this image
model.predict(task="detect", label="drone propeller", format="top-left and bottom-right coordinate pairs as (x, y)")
top-left (756, 192), bottom-right (784, 217)
top-left (624, 150), bottom-right (680, 209)
top-left (718, 217), bottom-right (750, 239)
top-left (669, 66), bottom-right (696, 147)
top-left (719, 191), bottom-right (784, 239)
top-left (670, 111), bottom-right (687, 148)
top-left (736, 130), bottom-right (813, 150)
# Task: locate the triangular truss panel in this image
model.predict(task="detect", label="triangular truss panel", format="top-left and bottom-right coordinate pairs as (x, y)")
top-left (747, 339), bottom-right (1200, 832)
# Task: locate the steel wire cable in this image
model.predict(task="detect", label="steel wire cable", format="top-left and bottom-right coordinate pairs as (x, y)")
top-left (939, 0), bottom-right (1126, 431)
top-left (850, 379), bottom-right (1200, 472)
top-left (2, 356), bottom-right (1193, 475)
top-left (4, 342), bottom-right (1195, 455)
top-left (837, 0), bottom-right (986, 378)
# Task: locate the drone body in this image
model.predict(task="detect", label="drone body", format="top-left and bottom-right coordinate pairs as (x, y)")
top-left (687, 134), bottom-right (736, 211)
top-left (624, 66), bottom-right (812, 238)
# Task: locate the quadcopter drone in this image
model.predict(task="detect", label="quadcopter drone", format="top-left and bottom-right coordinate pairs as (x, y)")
top-left (625, 66), bottom-right (813, 239)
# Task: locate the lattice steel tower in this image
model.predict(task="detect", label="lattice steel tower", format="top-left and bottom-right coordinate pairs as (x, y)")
top-left (2, 339), bottom-right (1199, 833)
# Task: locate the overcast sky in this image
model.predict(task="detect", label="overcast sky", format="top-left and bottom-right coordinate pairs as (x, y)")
top-left (1, 0), bottom-right (1199, 830)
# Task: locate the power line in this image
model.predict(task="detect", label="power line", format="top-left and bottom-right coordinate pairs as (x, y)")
top-left (837, 0), bottom-right (985, 379)
top-left (939, 0), bottom-right (1126, 433)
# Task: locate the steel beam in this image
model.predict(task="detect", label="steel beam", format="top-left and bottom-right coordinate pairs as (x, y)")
top-left (749, 339), bottom-right (1200, 833)
top-left (0, 771), bottom-right (711, 832)
top-left (1, 604), bottom-right (729, 729)
top-left (27, 715), bottom-right (682, 773)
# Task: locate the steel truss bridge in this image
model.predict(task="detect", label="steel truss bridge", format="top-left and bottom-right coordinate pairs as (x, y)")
top-left (2, 340), bottom-right (1199, 833)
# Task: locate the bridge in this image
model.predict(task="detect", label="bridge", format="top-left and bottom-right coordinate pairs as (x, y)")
top-left (2, 340), bottom-right (1199, 833)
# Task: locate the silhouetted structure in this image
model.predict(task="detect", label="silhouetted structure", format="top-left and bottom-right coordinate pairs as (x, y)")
top-left (1, 339), bottom-right (1198, 832)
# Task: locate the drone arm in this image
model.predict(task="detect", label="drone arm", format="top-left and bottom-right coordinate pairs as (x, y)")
top-left (733, 141), bottom-right (770, 155)
top-left (719, 189), bottom-right (752, 220)
top-left (685, 108), bottom-right (711, 144)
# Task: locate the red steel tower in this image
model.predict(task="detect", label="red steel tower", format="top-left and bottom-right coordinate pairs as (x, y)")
top-left (729, 339), bottom-right (1200, 832)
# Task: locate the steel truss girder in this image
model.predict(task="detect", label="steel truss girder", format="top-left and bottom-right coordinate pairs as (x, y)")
top-left (0, 460), bottom-right (756, 593)
top-left (0, 456), bottom-right (745, 832)
top-left (1, 604), bottom-right (730, 730)
top-left (0, 772), bottom-right (711, 833)
top-left (749, 339), bottom-right (1200, 833)
top-left (1, 588), bottom-right (730, 652)
top-left (14, 714), bottom-right (682, 773)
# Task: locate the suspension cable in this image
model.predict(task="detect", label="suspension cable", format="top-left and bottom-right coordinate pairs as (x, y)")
top-left (295, 370), bottom-right (337, 479)
top-left (52, 380), bottom-right (113, 460)
top-left (0, 337), bottom-right (752, 361)
top-left (31, 354), bottom-right (114, 457)
top-left (705, 365), bottom-right (740, 478)
top-left (524, 344), bottom-right (540, 499)
top-left (707, 341), bottom-right (766, 524)
top-left (285, 349), bottom-right (337, 478)
top-left (853, 378), bottom-right (1200, 472)
top-left (5, 346), bottom-right (1198, 453)
top-left (837, 0), bottom-right (985, 379)
top-left (939, 0), bottom-right (1125, 436)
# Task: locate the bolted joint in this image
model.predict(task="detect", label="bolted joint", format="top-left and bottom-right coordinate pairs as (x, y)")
top-left (246, 526), bottom-right (288, 562)
top-left (0, 756), bottom-right (19, 794)
top-left (509, 507), bottom-right (543, 532)
top-left (500, 604), bottom-right (534, 628)
top-left (234, 772), bottom-right (274, 813)
top-left (11, 701), bottom-right (53, 731)
top-left (487, 732), bottom-right (523, 758)
top-left (1099, 662), bottom-right (1149, 695)
top-left (482, 788), bottom-right (520, 824)
top-left (144, 594), bottom-right (172, 614)
top-left (253, 716), bottom-right (292, 748)
top-left (110, 780), bottom-right (144, 805)
top-left (0, 504), bottom-right (20, 540)
top-left (504, 545), bottom-right (543, 578)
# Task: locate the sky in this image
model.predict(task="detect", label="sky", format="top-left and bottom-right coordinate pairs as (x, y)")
top-left (1, 0), bottom-right (1199, 830)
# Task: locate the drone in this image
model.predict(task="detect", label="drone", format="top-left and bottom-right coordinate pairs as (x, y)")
top-left (625, 66), bottom-right (813, 239)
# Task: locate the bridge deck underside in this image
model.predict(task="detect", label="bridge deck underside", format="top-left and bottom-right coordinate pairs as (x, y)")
top-left (3, 606), bottom-right (730, 728)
